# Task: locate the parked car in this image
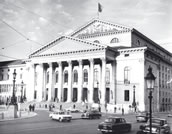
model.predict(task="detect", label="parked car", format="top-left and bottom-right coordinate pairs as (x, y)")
top-left (49, 111), bottom-right (72, 122)
top-left (136, 112), bottom-right (150, 122)
top-left (98, 116), bottom-right (132, 134)
top-left (137, 118), bottom-right (171, 134)
top-left (65, 107), bottom-right (82, 113)
top-left (81, 110), bottom-right (101, 119)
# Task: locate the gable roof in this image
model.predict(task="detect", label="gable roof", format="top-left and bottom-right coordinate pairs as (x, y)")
top-left (29, 35), bottom-right (107, 58)
top-left (70, 18), bottom-right (132, 38)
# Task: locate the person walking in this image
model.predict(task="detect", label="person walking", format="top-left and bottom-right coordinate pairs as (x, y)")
top-left (122, 108), bottom-right (124, 115)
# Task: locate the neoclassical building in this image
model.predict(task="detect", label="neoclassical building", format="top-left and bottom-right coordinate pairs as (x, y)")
top-left (0, 18), bottom-right (172, 112)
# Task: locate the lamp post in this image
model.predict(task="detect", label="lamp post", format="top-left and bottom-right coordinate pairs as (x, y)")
top-left (11, 69), bottom-right (17, 105)
top-left (97, 81), bottom-right (100, 103)
top-left (11, 69), bottom-right (18, 118)
top-left (145, 66), bottom-right (156, 134)
top-left (20, 81), bottom-right (24, 103)
top-left (132, 85), bottom-right (137, 112)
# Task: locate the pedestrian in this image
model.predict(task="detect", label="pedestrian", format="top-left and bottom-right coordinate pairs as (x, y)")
top-left (60, 104), bottom-right (62, 110)
top-left (122, 108), bottom-right (124, 115)
top-left (29, 104), bottom-right (31, 112)
top-left (114, 107), bottom-right (117, 113)
top-left (98, 105), bottom-right (101, 112)
top-left (33, 104), bottom-right (35, 111)
top-left (73, 104), bottom-right (76, 109)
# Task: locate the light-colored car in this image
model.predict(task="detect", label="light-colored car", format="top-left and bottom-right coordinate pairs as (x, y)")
top-left (49, 111), bottom-right (72, 122)
top-left (65, 107), bottom-right (82, 113)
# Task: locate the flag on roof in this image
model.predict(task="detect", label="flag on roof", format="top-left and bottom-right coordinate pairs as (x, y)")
top-left (98, 3), bottom-right (103, 13)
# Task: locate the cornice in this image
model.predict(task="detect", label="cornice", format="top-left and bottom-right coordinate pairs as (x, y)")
top-left (29, 47), bottom-right (106, 59)
top-left (118, 47), bottom-right (147, 54)
top-left (29, 35), bottom-right (107, 58)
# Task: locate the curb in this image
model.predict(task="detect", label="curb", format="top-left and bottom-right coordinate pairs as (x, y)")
top-left (0, 112), bottom-right (37, 122)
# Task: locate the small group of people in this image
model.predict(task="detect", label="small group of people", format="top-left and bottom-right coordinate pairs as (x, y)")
top-left (29, 104), bottom-right (35, 112)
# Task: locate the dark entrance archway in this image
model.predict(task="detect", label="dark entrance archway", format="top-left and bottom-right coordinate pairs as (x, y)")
top-left (73, 88), bottom-right (78, 102)
top-left (105, 88), bottom-right (110, 103)
top-left (82, 88), bottom-right (88, 102)
top-left (93, 88), bottom-right (99, 103)
top-left (63, 88), bottom-right (68, 102)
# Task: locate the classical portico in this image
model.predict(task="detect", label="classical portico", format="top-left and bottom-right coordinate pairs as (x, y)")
top-left (28, 55), bottom-right (117, 105)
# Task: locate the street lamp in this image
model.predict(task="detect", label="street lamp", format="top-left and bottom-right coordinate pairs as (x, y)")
top-left (132, 85), bottom-right (137, 112)
top-left (11, 69), bottom-right (17, 105)
top-left (145, 66), bottom-right (156, 134)
top-left (20, 81), bottom-right (24, 103)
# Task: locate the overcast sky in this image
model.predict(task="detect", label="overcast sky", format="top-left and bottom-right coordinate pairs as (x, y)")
top-left (0, 0), bottom-right (171, 61)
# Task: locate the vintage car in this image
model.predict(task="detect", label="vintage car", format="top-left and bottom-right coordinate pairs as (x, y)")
top-left (137, 118), bottom-right (171, 134)
top-left (81, 110), bottom-right (101, 119)
top-left (98, 116), bottom-right (132, 134)
top-left (65, 107), bottom-right (82, 113)
top-left (49, 111), bottom-right (72, 122)
top-left (136, 112), bottom-right (150, 122)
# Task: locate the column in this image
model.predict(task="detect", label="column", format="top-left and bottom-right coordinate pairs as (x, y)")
top-left (67, 61), bottom-right (72, 102)
top-left (101, 58), bottom-right (106, 104)
top-left (89, 59), bottom-right (94, 103)
top-left (48, 63), bottom-right (53, 101)
top-left (58, 62), bottom-right (63, 102)
top-left (77, 60), bottom-right (83, 103)
top-left (37, 63), bottom-right (44, 101)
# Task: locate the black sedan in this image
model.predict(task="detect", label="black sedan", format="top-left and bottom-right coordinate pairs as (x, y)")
top-left (81, 110), bottom-right (101, 119)
top-left (98, 116), bottom-right (132, 134)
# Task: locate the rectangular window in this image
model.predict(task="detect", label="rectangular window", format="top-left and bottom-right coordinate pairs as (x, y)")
top-left (124, 90), bottom-right (129, 101)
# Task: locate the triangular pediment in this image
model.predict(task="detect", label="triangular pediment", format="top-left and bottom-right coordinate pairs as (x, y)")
top-left (29, 36), bottom-right (106, 58)
top-left (70, 18), bottom-right (131, 38)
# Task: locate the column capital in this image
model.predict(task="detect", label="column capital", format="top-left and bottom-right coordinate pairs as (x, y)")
top-left (78, 60), bottom-right (83, 65)
top-left (48, 62), bottom-right (53, 67)
top-left (101, 57), bottom-right (106, 62)
top-left (89, 58), bottom-right (94, 64)
top-left (58, 61), bottom-right (62, 67)
top-left (68, 60), bottom-right (72, 66)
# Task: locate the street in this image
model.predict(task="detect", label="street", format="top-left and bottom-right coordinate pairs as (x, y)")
top-left (0, 110), bottom-right (171, 134)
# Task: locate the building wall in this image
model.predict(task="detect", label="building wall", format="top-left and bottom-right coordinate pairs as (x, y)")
top-left (116, 48), bottom-right (145, 112)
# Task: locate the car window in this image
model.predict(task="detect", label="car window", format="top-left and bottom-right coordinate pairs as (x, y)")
top-left (115, 118), bottom-right (121, 123)
top-left (105, 118), bottom-right (114, 123)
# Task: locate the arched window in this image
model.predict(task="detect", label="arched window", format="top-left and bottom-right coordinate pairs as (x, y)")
top-left (94, 40), bottom-right (100, 43)
top-left (47, 72), bottom-right (49, 83)
top-left (73, 70), bottom-right (78, 83)
top-left (106, 68), bottom-right (110, 84)
top-left (83, 69), bottom-right (88, 82)
top-left (64, 70), bottom-right (68, 83)
top-left (55, 71), bottom-right (58, 83)
top-left (110, 38), bottom-right (119, 43)
top-left (94, 68), bottom-right (98, 81)
top-left (124, 66), bottom-right (130, 84)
